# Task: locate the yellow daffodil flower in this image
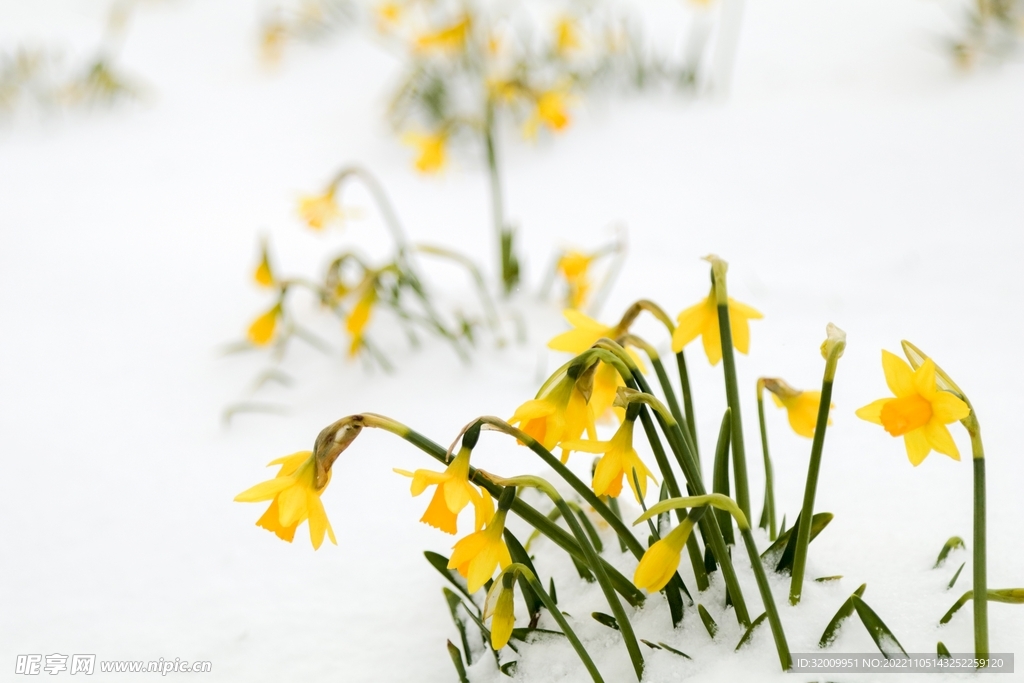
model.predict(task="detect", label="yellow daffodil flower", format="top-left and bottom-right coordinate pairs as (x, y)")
top-left (671, 287), bottom-right (762, 366)
top-left (448, 508), bottom-right (512, 592)
top-left (524, 90), bottom-right (571, 138)
top-left (557, 250), bottom-right (593, 309)
top-left (402, 131), bottom-right (447, 174)
top-left (554, 16), bottom-right (581, 54)
top-left (298, 189), bottom-right (344, 231)
top-left (375, 1), bottom-right (401, 30)
top-left (254, 245), bottom-right (274, 288)
top-left (415, 15), bottom-right (471, 52)
top-left (345, 285), bottom-right (377, 357)
top-left (547, 310), bottom-right (646, 421)
top-left (234, 451), bottom-right (337, 550)
top-left (509, 373), bottom-right (596, 462)
top-left (394, 448), bottom-right (492, 535)
top-left (763, 378), bottom-right (832, 438)
top-left (855, 351), bottom-right (971, 466)
top-left (484, 575), bottom-right (516, 649)
top-left (247, 304), bottom-right (281, 346)
top-left (633, 514), bottom-right (697, 592)
top-left (562, 419), bottom-right (656, 502)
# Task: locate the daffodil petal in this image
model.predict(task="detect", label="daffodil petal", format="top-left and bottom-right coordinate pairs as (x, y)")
top-left (913, 358), bottom-right (938, 400)
top-left (234, 476), bottom-right (294, 503)
top-left (924, 420), bottom-right (961, 460)
top-left (277, 484), bottom-right (308, 526)
top-left (855, 398), bottom-right (892, 425)
top-left (903, 428), bottom-right (932, 466)
top-left (672, 298), bottom-right (711, 353)
top-left (931, 391), bottom-right (970, 423)
top-left (882, 350), bottom-right (915, 398)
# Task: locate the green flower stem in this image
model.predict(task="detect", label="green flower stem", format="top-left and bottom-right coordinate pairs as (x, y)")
top-left (638, 495), bottom-right (792, 671)
top-left (620, 335), bottom-right (685, 428)
top-left (506, 564), bottom-right (605, 683)
top-left (967, 413), bottom-right (989, 663)
top-left (491, 475), bottom-right (645, 681)
top-left (756, 380), bottom-right (777, 541)
top-left (473, 417), bottom-right (646, 560)
top-left (357, 413), bottom-right (645, 607)
top-left (636, 406), bottom-right (711, 591)
top-left (710, 265), bottom-right (751, 521)
top-left (788, 330), bottom-right (845, 605)
top-left (596, 339), bottom-right (749, 625)
top-left (483, 103), bottom-right (518, 295)
top-left (676, 351), bottom-right (700, 463)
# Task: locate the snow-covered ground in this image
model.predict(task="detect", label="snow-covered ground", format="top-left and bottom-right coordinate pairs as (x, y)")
top-left (2, 0), bottom-right (1023, 681)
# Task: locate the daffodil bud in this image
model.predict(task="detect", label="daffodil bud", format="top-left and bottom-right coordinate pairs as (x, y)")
top-left (484, 571), bottom-right (517, 650)
top-left (313, 415), bottom-right (365, 488)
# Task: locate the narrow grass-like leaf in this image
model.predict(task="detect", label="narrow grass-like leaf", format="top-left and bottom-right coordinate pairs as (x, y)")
top-left (937, 642), bottom-right (951, 658)
top-left (592, 612), bottom-right (619, 631)
top-left (569, 502), bottom-right (604, 553)
top-left (447, 641), bottom-right (469, 683)
top-left (425, 551), bottom-right (477, 607)
top-left (640, 640), bottom-right (693, 659)
top-left (761, 512), bottom-right (834, 574)
top-left (779, 514), bottom-right (787, 535)
top-left (698, 604), bottom-right (718, 639)
top-left (947, 562), bottom-right (965, 590)
top-left (524, 505), bottom-right (563, 552)
top-left (444, 588), bottom-right (474, 665)
top-left (940, 588), bottom-right (1024, 624)
top-left (815, 576), bottom-right (843, 583)
top-left (852, 595), bottom-right (907, 658)
top-left (511, 627), bottom-right (565, 642)
top-left (934, 536), bottom-right (966, 568)
top-left (571, 555), bottom-right (595, 582)
top-left (735, 612), bottom-right (768, 651)
top-left (504, 530), bottom-right (542, 626)
top-left (549, 578), bottom-right (558, 605)
top-left (607, 495), bottom-right (629, 554)
top-left (819, 583), bottom-right (867, 648)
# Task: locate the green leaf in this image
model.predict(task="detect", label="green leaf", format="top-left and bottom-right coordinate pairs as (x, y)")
top-left (459, 597), bottom-right (518, 654)
top-left (698, 604), bottom-right (718, 639)
top-left (549, 577), bottom-right (558, 605)
top-left (425, 551), bottom-right (477, 607)
top-left (819, 583), bottom-right (867, 648)
top-left (568, 501), bottom-right (603, 553)
top-left (761, 511), bottom-right (834, 574)
top-left (940, 589), bottom-right (1024, 624)
top-left (779, 514), bottom-right (787, 535)
top-left (511, 627), bottom-right (565, 642)
top-left (947, 562), bottom-right (965, 590)
top-left (571, 555), bottom-right (596, 582)
top-left (504, 530), bottom-right (542, 625)
top-left (712, 410), bottom-right (735, 546)
top-left (851, 595), bottom-right (907, 658)
top-left (937, 642), bottom-right (951, 658)
top-left (735, 612), bottom-right (768, 651)
top-left (446, 641), bottom-right (469, 683)
top-left (815, 575), bottom-right (844, 583)
top-left (934, 536), bottom-right (966, 568)
top-left (591, 612), bottom-right (619, 630)
top-left (640, 640), bottom-right (692, 659)
top-left (500, 660), bottom-right (518, 676)
top-left (444, 588), bottom-right (474, 665)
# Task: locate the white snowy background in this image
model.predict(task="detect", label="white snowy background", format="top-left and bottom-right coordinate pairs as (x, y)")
top-left (2, 0), bottom-right (1023, 681)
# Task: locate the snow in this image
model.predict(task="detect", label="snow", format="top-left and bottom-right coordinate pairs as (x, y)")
top-left (2, 0), bottom-right (1023, 681)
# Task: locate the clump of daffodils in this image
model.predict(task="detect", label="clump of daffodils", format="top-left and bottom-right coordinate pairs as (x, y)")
top-left (235, 256), bottom-right (1023, 679)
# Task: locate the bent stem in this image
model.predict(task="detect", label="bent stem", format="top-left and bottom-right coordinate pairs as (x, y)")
top-left (354, 413), bottom-right (645, 607)
top-left (491, 474), bottom-right (645, 681)
top-left (789, 326), bottom-right (845, 605)
top-left (638, 495), bottom-right (792, 671)
top-left (505, 564), bottom-right (605, 683)
top-left (756, 379), bottom-right (777, 540)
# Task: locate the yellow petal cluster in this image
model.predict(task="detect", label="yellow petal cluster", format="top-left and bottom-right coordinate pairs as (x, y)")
top-left (402, 131), bottom-right (447, 174)
top-left (554, 16), bottom-right (581, 54)
top-left (415, 15), bottom-right (471, 52)
top-left (346, 285), bottom-right (377, 357)
top-left (448, 510), bottom-right (512, 592)
top-left (855, 352), bottom-right (970, 466)
top-left (763, 378), bottom-right (832, 439)
top-left (394, 448), bottom-right (493, 535)
top-left (297, 190), bottom-right (344, 231)
top-left (633, 516), bottom-right (695, 592)
top-left (524, 90), bottom-right (571, 138)
top-left (557, 251), bottom-right (593, 309)
top-left (254, 246), bottom-right (274, 287)
top-left (563, 419), bottom-right (656, 503)
top-left (671, 287), bottom-right (762, 365)
top-left (234, 451), bottom-right (337, 550)
top-left (509, 373), bottom-right (596, 462)
top-left (247, 305), bottom-right (280, 346)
